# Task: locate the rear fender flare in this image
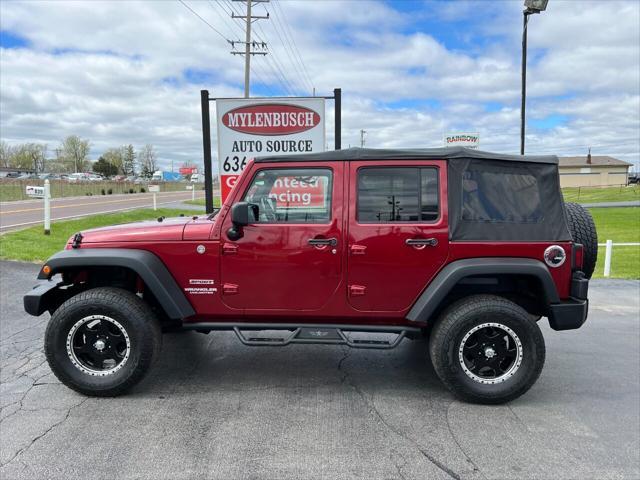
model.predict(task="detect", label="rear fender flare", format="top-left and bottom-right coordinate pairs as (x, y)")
top-left (406, 258), bottom-right (560, 323)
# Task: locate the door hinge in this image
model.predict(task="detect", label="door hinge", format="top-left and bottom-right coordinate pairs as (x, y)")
top-left (223, 283), bottom-right (239, 295)
top-left (222, 243), bottom-right (238, 255)
top-left (349, 285), bottom-right (366, 296)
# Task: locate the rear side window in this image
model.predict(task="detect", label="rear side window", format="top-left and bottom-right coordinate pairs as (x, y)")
top-left (357, 167), bottom-right (439, 222)
top-left (243, 168), bottom-right (332, 223)
top-left (462, 169), bottom-right (543, 223)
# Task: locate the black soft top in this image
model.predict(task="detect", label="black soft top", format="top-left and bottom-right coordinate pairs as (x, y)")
top-left (254, 147), bottom-right (559, 165)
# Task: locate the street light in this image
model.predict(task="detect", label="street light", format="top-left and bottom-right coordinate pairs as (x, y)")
top-left (520, 0), bottom-right (549, 155)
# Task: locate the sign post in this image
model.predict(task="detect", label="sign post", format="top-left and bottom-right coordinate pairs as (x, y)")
top-left (186, 184), bottom-right (195, 201)
top-left (149, 184), bottom-right (160, 211)
top-left (201, 90), bottom-right (214, 214)
top-left (44, 180), bottom-right (51, 235)
top-left (26, 183), bottom-right (50, 234)
top-left (200, 89), bottom-right (341, 214)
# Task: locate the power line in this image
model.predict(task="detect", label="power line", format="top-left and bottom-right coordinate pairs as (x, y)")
top-left (178, 0), bottom-right (228, 42)
top-left (226, 0), bottom-right (296, 97)
top-left (207, 0), bottom-right (275, 95)
top-left (260, 3), bottom-right (308, 95)
top-left (214, 0), bottom-right (289, 95)
top-left (181, 0), bottom-right (274, 95)
top-left (272, 0), bottom-right (314, 94)
top-left (209, 0), bottom-right (243, 37)
top-left (227, 0), bottom-right (270, 98)
top-left (252, 20), bottom-right (299, 95)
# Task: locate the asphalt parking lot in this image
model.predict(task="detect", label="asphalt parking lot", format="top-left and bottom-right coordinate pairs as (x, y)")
top-left (1, 260), bottom-right (639, 480)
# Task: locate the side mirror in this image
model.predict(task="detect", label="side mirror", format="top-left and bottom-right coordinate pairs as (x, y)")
top-left (227, 202), bottom-right (258, 240)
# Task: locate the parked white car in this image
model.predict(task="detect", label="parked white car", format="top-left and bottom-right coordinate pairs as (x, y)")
top-left (67, 173), bottom-right (88, 183)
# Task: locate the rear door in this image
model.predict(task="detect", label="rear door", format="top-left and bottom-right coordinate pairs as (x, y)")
top-left (220, 162), bottom-right (344, 312)
top-left (347, 161), bottom-right (449, 313)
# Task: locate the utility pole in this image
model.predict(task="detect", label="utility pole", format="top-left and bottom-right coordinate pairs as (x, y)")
top-left (230, 1), bottom-right (270, 98)
top-left (520, 0), bottom-right (549, 155)
top-left (360, 130), bottom-right (367, 148)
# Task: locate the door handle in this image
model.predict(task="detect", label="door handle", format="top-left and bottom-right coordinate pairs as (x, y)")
top-left (308, 238), bottom-right (337, 247)
top-left (405, 238), bottom-right (438, 247)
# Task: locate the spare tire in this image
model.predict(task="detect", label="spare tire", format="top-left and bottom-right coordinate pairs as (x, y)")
top-left (564, 202), bottom-right (598, 279)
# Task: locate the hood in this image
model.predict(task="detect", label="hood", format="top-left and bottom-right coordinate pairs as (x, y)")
top-left (71, 216), bottom-right (194, 244)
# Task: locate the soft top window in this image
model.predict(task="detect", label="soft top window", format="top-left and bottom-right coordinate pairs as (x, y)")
top-left (448, 158), bottom-right (571, 241)
top-left (462, 167), bottom-right (543, 224)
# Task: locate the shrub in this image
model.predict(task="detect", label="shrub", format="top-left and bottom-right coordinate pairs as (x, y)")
top-left (129, 188), bottom-right (135, 194)
top-left (140, 187), bottom-right (146, 193)
top-left (101, 189), bottom-right (106, 195)
top-left (107, 188), bottom-right (113, 195)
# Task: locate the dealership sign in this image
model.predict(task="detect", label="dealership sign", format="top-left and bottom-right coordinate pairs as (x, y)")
top-left (216, 98), bottom-right (326, 202)
top-left (444, 132), bottom-right (480, 149)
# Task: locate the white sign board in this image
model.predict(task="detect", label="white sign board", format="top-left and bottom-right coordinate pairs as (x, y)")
top-left (215, 97), bottom-right (326, 202)
top-left (148, 185), bottom-right (160, 193)
top-left (444, 132), bottom-right (480, 149)
top-left (185, 185), bottom-right (194, 190)
top-left (26, 185), bottom-right (45, 198)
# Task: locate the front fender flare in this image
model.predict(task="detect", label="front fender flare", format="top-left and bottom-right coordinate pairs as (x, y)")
top-left (406, 258), bottom-right (560, 323)
top-left (36, 248), bottom-right (195, 320)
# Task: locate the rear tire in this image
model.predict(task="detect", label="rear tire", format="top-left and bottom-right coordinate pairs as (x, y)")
top-left (45, 287), bottom-right (162, 397)
top-left (564, 202), bottom-right (598, 279)
top-left (429, 295), bottom-right (545, 404)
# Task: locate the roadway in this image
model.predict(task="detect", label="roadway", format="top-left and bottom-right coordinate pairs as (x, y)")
top-left (0, 190), bottom-right (206, 231)
top-left (1, 261), bottom-right (638, 479)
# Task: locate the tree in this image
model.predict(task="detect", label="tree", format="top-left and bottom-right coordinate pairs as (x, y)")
top-left (138, 144), bottom-right (157, 178)
top-left (4, 143), bottom-right (47, 172)
top-left (59, 136), bottom-right (90, 172)
top-left (93, 157), bottom-right (118, 177)
top-left (102, 148), bottom-right (125, 174)
top-left (25, 143), bottom-right (47, 173)
top-left (123, 144), bottom-right (136, 176)
top-left (0, 141), bottom-right (10, 168)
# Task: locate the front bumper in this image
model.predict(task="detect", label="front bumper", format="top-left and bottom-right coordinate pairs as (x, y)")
top-left (24, 281), bottom-right (61, 317)
top-left (548, 272), bottom-right (589, 331)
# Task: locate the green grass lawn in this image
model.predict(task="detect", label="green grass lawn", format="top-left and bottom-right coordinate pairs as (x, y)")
top-left (0, 208), bottom-right (203, 263)
top-left (563, 185), bottom-right (639, 204)
top-left (589, 207), bottom-right (640, 279)
top-left (184, 197), bottom-right (220, 207)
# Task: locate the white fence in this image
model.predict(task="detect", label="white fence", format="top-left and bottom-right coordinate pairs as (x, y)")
top-left (599, 240), bottom-right (640, 277)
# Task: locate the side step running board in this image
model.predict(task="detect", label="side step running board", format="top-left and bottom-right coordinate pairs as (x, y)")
top-left (183, 323), bottom-right (421, 350)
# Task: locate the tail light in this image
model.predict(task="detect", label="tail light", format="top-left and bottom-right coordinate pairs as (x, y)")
top-left (572, 244), bottom-right (584, 271)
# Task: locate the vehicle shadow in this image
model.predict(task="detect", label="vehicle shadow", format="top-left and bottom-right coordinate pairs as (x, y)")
top-left (137, 330), bottom-right (449, 397)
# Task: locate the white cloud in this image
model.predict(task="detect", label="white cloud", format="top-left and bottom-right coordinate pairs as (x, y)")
top-left (0, 0), bottom-right (638, 171)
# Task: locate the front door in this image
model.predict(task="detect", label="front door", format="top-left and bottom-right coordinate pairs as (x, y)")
top-left (347, 161), bottom-right (449, 313)
top-left (220, 163), bottom-right (343, 312)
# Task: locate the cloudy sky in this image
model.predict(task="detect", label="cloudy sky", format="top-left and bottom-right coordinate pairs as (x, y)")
top-left (1, 0), bottom-right (639, 171)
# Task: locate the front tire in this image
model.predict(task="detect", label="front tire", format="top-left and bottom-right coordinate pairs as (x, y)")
top-left (45, 287), bottom-right (162, 397)
top-left (429, 295), bottom-right (545, 404)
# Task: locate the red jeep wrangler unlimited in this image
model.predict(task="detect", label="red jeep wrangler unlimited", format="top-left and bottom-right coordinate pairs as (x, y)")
top-left (24, 147), bottom-right (597, 404)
